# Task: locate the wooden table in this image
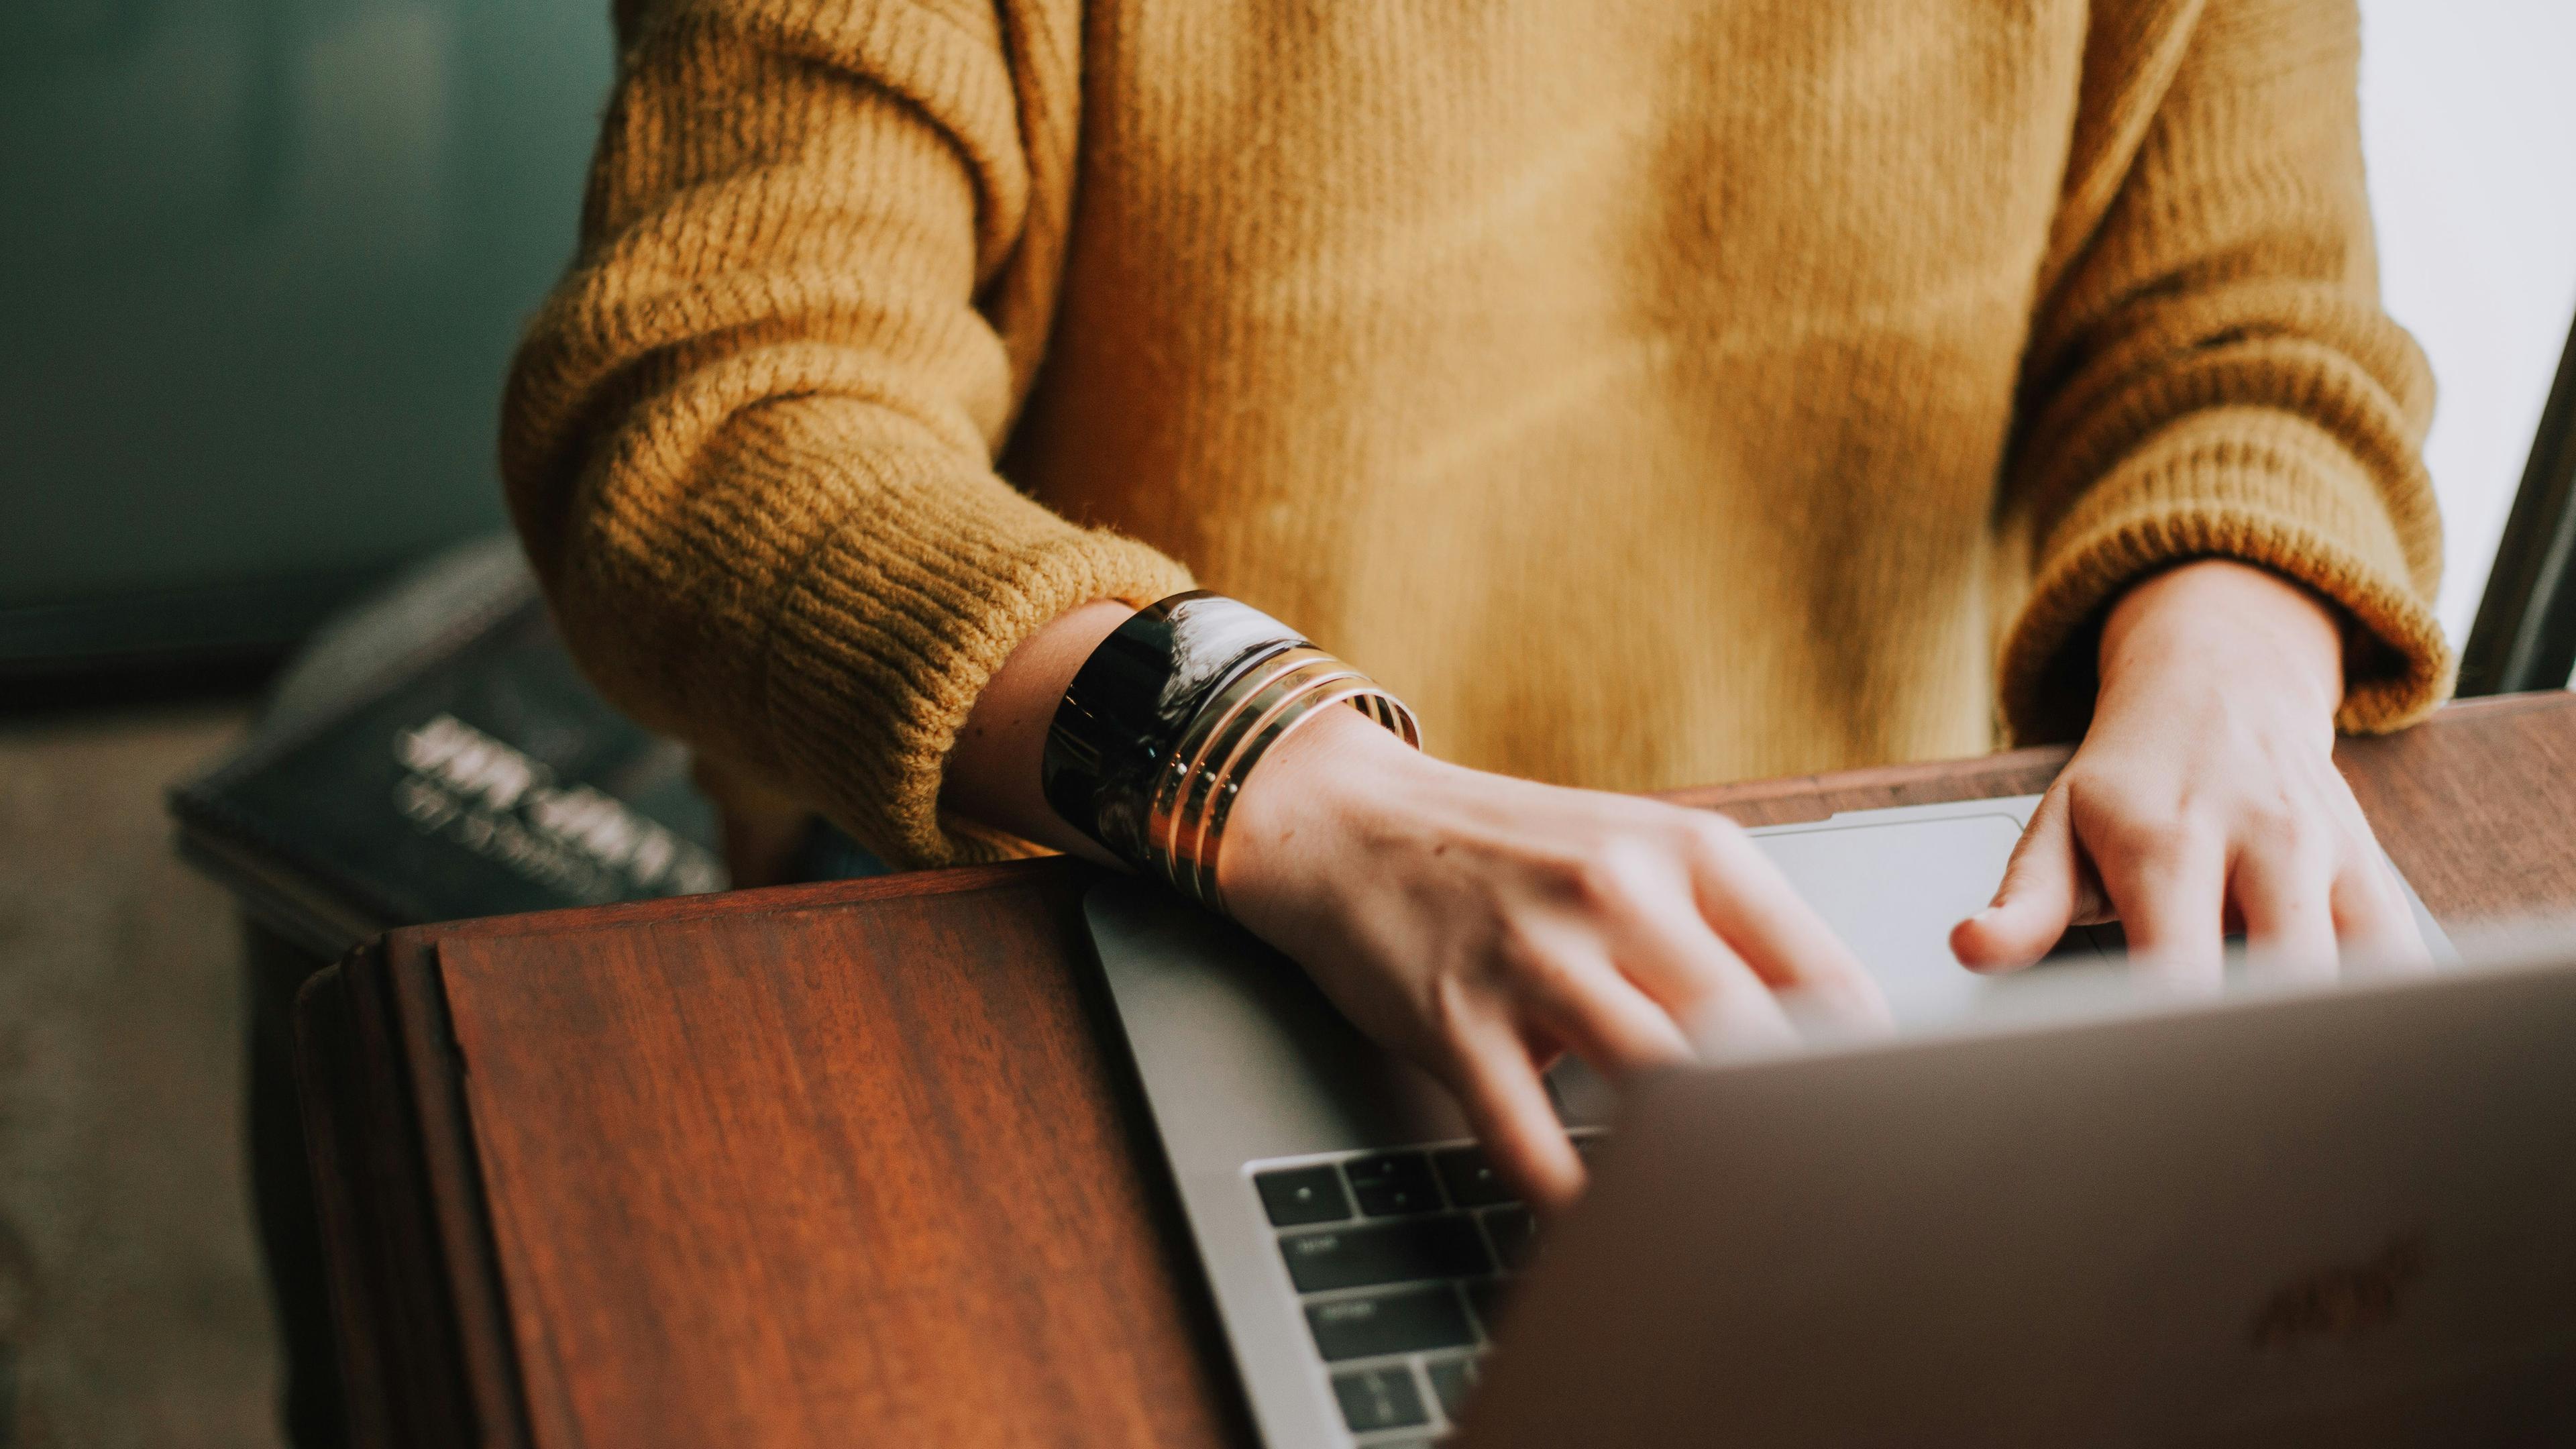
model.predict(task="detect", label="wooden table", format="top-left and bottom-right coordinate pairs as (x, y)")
top-left (296, 692), bottom-right (2576, 1448)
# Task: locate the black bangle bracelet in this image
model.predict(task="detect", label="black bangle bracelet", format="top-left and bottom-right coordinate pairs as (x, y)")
top-left (1041, 592), bottom-right (1308, 867)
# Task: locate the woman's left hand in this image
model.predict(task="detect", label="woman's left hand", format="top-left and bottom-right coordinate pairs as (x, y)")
top-left (1951, 559), bottom-right (2429, 984)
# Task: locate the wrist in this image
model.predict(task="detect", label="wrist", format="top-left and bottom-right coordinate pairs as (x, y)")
top-left (1031, 590), bottom-right (1423, 904)
top-left (1216, 701), bottom-right (1425, 902)
top-left (943, 599), bottom-right (1138, 863)
top-left (2100, 560), bottom-right (2344, 714)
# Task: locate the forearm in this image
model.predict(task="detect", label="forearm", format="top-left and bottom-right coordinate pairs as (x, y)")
top-left (941, 599), bottom-right (1425, 868)
top-left (938, 599), bottom-right (1138, 864)
top-left (1998, 0), bottom-right (2443, 745)
top-left (502, 3), bottom-right (1197, 870)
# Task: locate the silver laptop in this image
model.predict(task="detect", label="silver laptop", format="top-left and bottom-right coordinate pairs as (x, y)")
top-left (1082, 794), bottom-right (2575, 1445)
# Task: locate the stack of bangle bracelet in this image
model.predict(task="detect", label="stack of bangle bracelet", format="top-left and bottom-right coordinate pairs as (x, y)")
top-left (1040, 592), bottom-right (1420, 912)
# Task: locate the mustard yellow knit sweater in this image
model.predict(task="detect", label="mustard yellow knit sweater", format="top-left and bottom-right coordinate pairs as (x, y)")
top-left (502, 0), bottom-right (2449, 869)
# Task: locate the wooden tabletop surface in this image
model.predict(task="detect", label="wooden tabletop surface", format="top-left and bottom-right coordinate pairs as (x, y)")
top-left (297, 692), bottom-right (2576, 1448)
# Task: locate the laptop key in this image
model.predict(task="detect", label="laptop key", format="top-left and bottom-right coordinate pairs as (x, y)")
top-left (1345, 1150), bottom-right (1442, 1216)
top-left (1424, 1354), bottom-right (1478, 1421)
top-left (1306, 1284), bottom-right (1476, 1360)
top-left (1280, 1214), bottom-right (1493, 1293)
top-left (1462, 1277), bottom-right (1509, 1338)
top-left (1432, 1146), bottom-right (1514, 1208)
top-left (1481, 1203), bottom-right (1538, 1271)
top-left (1254, 1165), bottom-right (1352, 1226)
top-left (1331, 1364), bottom-right (1430, 1433)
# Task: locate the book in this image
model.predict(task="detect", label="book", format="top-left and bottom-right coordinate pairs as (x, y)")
top-left (170, 540), bottom-right (727, 957)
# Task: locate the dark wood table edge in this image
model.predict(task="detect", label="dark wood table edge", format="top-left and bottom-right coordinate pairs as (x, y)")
top-left (292, 690), bottom-right (2573, 1447)
top-left (297, 934), bottom-right (532, 1448)
top-left (309, 692), bottom-right (2569, 957)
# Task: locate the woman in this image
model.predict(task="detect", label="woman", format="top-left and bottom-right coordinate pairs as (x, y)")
top-left (502, 0), bottom-right (2447, 1208)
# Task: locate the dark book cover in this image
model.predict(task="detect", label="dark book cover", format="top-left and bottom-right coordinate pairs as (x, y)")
top-left (171, 588), bottom-right (726, 956)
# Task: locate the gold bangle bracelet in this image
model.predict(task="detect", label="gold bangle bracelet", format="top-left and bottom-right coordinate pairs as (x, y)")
top-left (1170, 664), bottom-right (1366, 896)
top-left (1134, 640), bottom-right (1419, 912)
top-left (1193, 680), bottom-right (1419, 912)
top-left (1163, 661), bottom-right (1369, 896)
top-left (1148, 649), bottom-right (1347, 892)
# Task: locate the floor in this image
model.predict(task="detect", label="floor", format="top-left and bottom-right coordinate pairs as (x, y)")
top-left (0, 702), bottom-right (282, 1449)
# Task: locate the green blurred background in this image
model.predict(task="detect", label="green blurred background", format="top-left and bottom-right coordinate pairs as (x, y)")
top-left (0, 0), bottom-right (612, 679)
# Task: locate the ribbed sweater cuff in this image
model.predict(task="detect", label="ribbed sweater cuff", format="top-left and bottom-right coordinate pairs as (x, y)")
top-left (755, 457), bottom-right (1196, 871)
top-left (2000, 408), bottom-right (2453, 744)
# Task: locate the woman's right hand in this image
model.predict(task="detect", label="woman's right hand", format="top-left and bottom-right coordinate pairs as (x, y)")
top-left (1217, 705), bottom-right (1890, 1212)
top-left (940, 599), bottom-right (1886, 1212)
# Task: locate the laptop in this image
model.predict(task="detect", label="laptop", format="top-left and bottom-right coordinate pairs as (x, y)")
top-left (1081, 794), bottom-right (2576, 1446)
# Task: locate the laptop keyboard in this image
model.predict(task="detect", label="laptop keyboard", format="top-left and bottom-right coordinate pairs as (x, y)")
top-left (1249, 1132), bottom-right (1602, 1445)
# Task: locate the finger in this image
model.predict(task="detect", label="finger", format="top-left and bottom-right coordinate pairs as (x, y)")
top-left (1441, 1015), bottom-right (1585, 1213)
top-left (2332, 852), bottom-right (2435, 975)
top-left (1513, 945), bottom-right (1699, 1077)
top-left (1953, 786), bottom-right (2082, 973)
top-left (2229, 842), bottom-right (2339, 983)
top-left (1684, 821), bottom-right (1892, 1030)
top-left (1596, 875), bottom-right (1813, 1045)
top-left (2099, 821), bottom-right (2229, 990)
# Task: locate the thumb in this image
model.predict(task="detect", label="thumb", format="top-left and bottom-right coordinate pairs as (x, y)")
top-left (1951, 788), bottom-right (2080, 973)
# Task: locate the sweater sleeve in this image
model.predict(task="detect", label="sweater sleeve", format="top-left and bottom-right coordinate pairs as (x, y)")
top-left (499, 0), bottom-right (1192, 868)
top-left (1997, 0), bottom-right (2450, 744)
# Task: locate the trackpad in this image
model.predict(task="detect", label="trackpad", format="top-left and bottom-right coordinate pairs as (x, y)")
top-left (1749, 810), bottom-right (2087, 1028)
